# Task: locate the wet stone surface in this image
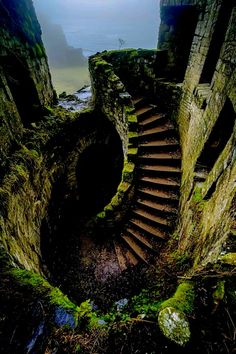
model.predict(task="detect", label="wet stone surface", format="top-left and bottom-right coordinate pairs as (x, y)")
top-left (58, 86), bottom-right (92, 112)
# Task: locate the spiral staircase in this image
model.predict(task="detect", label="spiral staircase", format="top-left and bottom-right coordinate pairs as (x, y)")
top-left (114, 97), bottom-right (182, 270)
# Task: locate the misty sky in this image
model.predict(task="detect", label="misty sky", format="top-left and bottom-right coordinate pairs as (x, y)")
top-left (33, 0), bottom-right (160, 55)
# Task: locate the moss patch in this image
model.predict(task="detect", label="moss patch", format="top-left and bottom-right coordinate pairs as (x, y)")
top-left (219, 252), bottom-right (236, 266)
top-left (160, 281), bottom-right (195, 315)
top-left (158, 281), bottom-right (195, 345)
top-left (158, 307), bottom-right (191, 346)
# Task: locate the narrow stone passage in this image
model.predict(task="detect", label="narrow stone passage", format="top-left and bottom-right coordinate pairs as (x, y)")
top-left (115, 97), bottom-right (181, 268)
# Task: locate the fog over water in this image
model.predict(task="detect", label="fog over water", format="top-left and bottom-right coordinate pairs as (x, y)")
top-left (33, 0), bottom-right (160, 93)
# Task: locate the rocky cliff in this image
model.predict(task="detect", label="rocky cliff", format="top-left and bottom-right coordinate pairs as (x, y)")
top-left (0, 0), bottom-right (54, 160)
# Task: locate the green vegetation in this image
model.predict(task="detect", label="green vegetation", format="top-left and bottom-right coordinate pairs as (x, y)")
top-left (192, 186), bottom-right (203, 202)
top-left (32, 43), bottom-right (46, 58)
top-left (130, 289), bottom-right (162, 320)
top-left (158, 281), bottom-right (195, 345)
top-left (219, 252), bottom-right (236, 266)
top-left (159, 281), bottom-right (195, 315)
top-left (12, 269), bottom-right (76, 309)
top-left (158, 307), bottom-right (191, 346)
top-left (103, 48), bottom-right (158, 62)
top-left (11, 268), bottom-right (101, 329)
top-left (171, 250), bottom-right (191, 270)
top-left (212, 280), bottom-right (225, 308)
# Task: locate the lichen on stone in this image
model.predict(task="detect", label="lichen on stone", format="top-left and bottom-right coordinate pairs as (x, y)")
top-left (158, 306), bottom-right (191, 345)
top-left (158, 281), bottom-right (195, 345)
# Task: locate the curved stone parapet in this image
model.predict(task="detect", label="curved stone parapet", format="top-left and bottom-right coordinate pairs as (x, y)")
top-left (89, 52), bottom-right (140, 227)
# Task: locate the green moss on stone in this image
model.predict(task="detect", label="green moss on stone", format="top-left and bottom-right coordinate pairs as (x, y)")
top-left (160, 281), bottom-right (195, 315)
top-left (12, 269), bottom-right (45, 286)
top-left (125, 107), bottom-right (135, 115)
top-left (32, 43), bottom-right (46, 58)
top-left (128, 131), bottom-right (138, 139)
top-left (158, 307), bottom-right (191, 346)
top-left (14, 164), bottom-right (29, 179)
top-left (192, 186), bottom-right (203, 202)
top-left (10, 268), bottom-right (101, 329)
top-left (128, 114), bottom-right (138, 131)
top-left (128, 114), bottom-right (137, 123)
top-left (128, 148), bottom-right (138, 156)
top-left (212, 280), bottom-right (225, 306)
top-left (122, 161), bottom-right (135, 183)
top-left (97, 211), bottom-right (106, 219)
top-left (117, 181), bottom-right (130, 194)
top-left (11, 269), bottom-right (77, 313)
top-left (158, 281), bottom-right (195, 346)
top-left (219, 253), bottom-right (236, 266)
top-left (49, 287), bottom-right (78, 312)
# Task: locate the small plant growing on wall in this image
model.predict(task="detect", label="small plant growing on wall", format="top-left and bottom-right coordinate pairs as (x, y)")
top-left (118, 38), bottom-right (126, 49)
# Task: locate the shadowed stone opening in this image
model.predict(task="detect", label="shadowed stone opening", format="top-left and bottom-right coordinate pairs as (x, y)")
top-left (2, 54), bottom-right (42, 126)
top-left (196, 98), bottom-right (236, 173)
top-left (76, 142), bottom-right (123, 216)
top-left (39, 121), bottom-right (140, 307)
top-left (200, 1), bottom-right (233, 84)
top-left (159, 5), bottom-right (199, 81)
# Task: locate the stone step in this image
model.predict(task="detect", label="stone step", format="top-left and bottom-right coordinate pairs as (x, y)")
top-left (121, 234), bottom-right (149, 263)
top-left (137, 198), bottom-right (177, 213)
top-left (194, 170), bottom-right (208, 182)
top-left (133, 97), bottom-right (145, 107)
top-left (126, 227), bottom-right (154, 250)
top-left (122, 96), bottom-right (181, 267)
top-left (114, 240), bottom-right (139, 269)
top-left (139, 176), bottom-right (180, 187)
top-left (125, 249), bottom-right (139, 266)
top-left (136, 106), bottom-right (154, 119)
top-left (139, 152), bottom-right (181, 160)
top-left (139, 124), bottom-right (174, 137)
top-left (139, 139), bottom-right (179, 148)
top-left (139, 164), bottom-right (181, 173)
top-left (138, 187), bottom-right (179, 200)
top-left (130, 219), bottom-right (168, 239)
top-left (113, 240), bottom-right (128, 271)
top-left (133, 208), bottom-right (169, 226)
top-left (139, 113), bottom-right (166, 127)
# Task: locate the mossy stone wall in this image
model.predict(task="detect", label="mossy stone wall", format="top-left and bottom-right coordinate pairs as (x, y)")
top-left (89, 54), bottom-right (132, 156)
top-left (173, 0), bottom-right (236, 268)
top-left (0, 0), bottom-right (54, 160)
top-left (102, 49), bottom-right (167, 96)
top-left (0, 108), bottom-right (104, 272)
top-left (89, 52), bottom-right (140, 227)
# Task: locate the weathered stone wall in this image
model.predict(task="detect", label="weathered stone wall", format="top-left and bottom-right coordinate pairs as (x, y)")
top-left (102, 49), bottom-right (167, 96)
top-left (158, 0), bottom-right (204, 81)
top-left (171, 0), bottom-right (236, 268)
top-left (0, 109), bottom-right (103, 272)
top-left (0, 147), bottom-right (55, 272)
top-left (89, 52), bottom-right (139, 226)
top-left (89, 53), bottom-right (132, 156)
top-left (89, 52), bottom-right (146, 156)
top-left (0, 0), bottom-right (54, 160)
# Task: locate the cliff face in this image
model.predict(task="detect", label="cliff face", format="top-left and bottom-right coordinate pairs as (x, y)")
top-left (0, 0), bottom-right (57, 272)
top-left (0, 0), bottom-right (54, 160)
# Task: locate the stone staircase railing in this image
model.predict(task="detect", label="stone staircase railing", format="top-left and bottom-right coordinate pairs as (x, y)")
top-left (89, 53), bottom-right (139, 227)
